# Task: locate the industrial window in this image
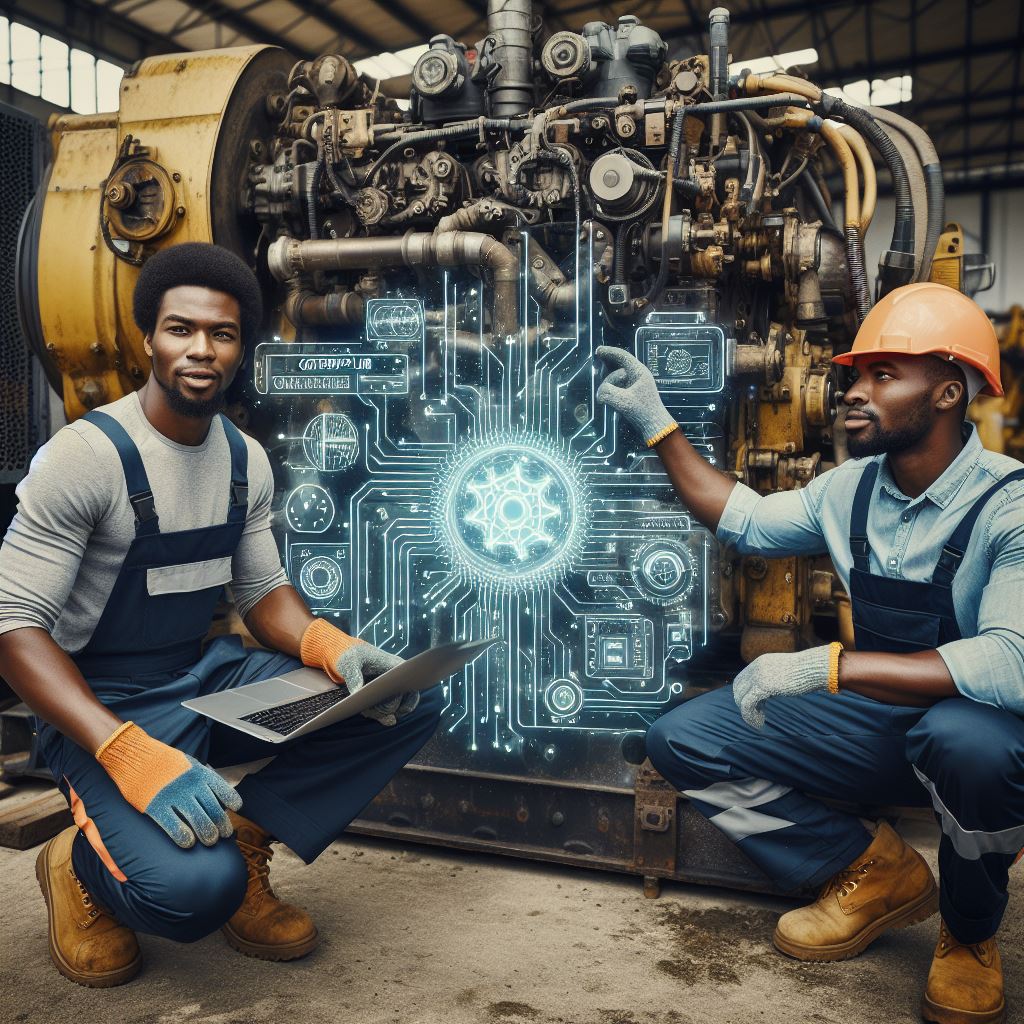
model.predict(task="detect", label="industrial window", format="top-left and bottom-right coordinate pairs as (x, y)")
top-left (0, 15), bottom-right (123, 114)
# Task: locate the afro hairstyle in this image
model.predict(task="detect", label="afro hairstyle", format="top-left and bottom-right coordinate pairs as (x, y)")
top-left (133, 242), bottom-right (263, 346)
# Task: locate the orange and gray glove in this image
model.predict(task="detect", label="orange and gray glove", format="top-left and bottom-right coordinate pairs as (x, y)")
top-left (96, 722), bottom-right (242, 848)
top-left (300, 618), bottom-right (415, 727)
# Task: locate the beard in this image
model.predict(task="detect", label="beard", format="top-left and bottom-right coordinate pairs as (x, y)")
top-left (844, 404), bottom-right (932, 458)
top-left (152, 364), bottom-right (227, 419)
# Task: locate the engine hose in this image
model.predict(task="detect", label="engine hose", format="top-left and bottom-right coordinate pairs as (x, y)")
top-left (613, 221), bottom-right (632, 285)
top-left (740, 73), bottom-right (916, 285)
top-left (557, 96), bottom-right (621, 114)
top-left (823, 99), bottom-right (915, 277)
top-left (782, 109), bottom-right (860, 233)
top-left (685, 94), bottom-right (811, 115)
top-left (800, 168), bottom-right (838, 233)
top-left (306, 160), bottom-right (323, 241)
top-left (836, 124), bottom-right (876, 233)
top-left (845, 225), bottom-right (871, 323)
top-left (867, 104), bottom-right (944, 280)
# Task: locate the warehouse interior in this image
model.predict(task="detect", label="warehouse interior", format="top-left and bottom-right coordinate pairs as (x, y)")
top-left (1, 1), bottom-right (1023, 1022)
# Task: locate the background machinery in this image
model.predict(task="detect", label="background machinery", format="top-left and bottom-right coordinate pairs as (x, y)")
top-left (12, 2), bottom-right (975, 892)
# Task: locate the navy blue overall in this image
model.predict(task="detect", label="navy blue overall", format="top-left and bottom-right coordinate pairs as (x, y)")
top-left (647, 463), bottom-right (1024, 944)
top-left (38, 410), bottom-right (442, 942)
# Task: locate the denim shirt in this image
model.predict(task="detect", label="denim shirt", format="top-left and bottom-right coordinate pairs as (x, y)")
top-left (716, 424), bottom-right (1024, 713)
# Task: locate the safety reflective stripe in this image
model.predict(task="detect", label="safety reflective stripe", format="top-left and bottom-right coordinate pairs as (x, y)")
top-left (706, 805), bottom-right (796, 843)
top-left (67, 781), bottom-right (127, 883)
top-left (913, 765), bottom-right (1024, 860)
top-left (682, 777), bottom-right (795, 843)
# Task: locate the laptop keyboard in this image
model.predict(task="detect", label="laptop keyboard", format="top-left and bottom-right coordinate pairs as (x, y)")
top-left (240, 687), bottom-right (348, 736)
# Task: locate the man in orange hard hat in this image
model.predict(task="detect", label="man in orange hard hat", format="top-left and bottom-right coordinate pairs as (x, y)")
top-left (598, 282), bottom-right (1023, 1024)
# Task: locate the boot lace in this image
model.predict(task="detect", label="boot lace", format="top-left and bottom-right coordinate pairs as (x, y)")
top-left (69, 866), bottom-right (101, 926)
top-left (939, 921), bottom-right (993, 963)
top-left (236, 833), bottom-right (276, 898)
top-left (823, 858), bottom-right (877, 899)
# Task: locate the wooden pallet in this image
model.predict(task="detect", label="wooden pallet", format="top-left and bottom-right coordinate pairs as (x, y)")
top-left (0, 778), bottom-right (71, 850)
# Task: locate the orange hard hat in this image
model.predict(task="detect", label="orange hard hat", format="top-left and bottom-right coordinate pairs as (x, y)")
top-left (832, 282), bottom-right (1003, 397)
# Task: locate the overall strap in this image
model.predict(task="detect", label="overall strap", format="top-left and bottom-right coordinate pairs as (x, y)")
top-left (219, 414), bottom-right (250, 524)
top-left (932, 467), bottom-right (1024, 586)
top-left (849, 461), bottom-right (880, 573)
top-left (81, 410), bottom-right (160, 536)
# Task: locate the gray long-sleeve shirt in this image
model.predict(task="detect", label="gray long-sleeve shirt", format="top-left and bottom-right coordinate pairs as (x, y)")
top-left (0, 391), bottom-right (289, 654)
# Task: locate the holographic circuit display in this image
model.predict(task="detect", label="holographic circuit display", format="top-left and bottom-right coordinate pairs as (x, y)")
top-left (254, 236), bottom-right (725, 776)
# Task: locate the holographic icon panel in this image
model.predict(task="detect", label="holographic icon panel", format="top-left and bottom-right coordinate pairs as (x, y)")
top-left (268, 241), bottom-right (721, 779)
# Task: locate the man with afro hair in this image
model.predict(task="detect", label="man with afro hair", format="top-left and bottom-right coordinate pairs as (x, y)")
top-left (0, 242), bottom-right (444, 986)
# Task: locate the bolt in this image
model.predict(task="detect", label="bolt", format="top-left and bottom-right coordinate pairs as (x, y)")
top-left (532, 257), bottom-right (544, 269)
top-left (550, 811), bottom-right (565, 826)
top-left (89, 342), bottom-right (103, 354)
top-left (171, 171), bottom-right (182, 182)
top-left (175, 205), bottom-right (186, 216)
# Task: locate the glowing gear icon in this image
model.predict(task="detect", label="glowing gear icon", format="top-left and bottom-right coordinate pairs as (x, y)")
top-left (435, 432), bottom-right (590, 592)
top-left (465, 461), bottom-right (561, 561)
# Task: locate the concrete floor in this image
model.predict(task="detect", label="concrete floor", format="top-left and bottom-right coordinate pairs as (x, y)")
top-left (2, 820), bottom-right (1020, 1024)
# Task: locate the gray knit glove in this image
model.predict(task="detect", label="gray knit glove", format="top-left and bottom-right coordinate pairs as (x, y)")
top-left (732, 646), bottom-right (832, 730)
top-left (334, 644), bottom-right (419, 727)
top-left (595, 346), bottom-right (678, 447)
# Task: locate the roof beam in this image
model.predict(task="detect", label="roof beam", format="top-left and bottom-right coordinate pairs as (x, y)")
top-left (0, 0), bottom-right (175, 65)
top-left (814, 34), bottom-right (1024, 87)
top-left (157, 0), bottom-right (293, 49)
top-left (290, 0), bottom-right (392, 56)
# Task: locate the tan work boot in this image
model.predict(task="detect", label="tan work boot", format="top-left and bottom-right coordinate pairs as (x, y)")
top-left (773, 820), bottom-right (938, 961)
top-left (35, 826), bottom-right (141, 987)
top-left (922, 921), bottom-right (1005, 1024)
top-left (221, 810), bottom-right (319, 961)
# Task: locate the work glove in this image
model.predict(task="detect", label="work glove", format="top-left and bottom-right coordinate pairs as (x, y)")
top-left (96, 722), bottom-right (242, 849)
top-left (594, 346), bottom-right (679, 447)
top-left (732, 645), bottom-right (834, 730)
top-left (300, 618), bottom-right (417, 727)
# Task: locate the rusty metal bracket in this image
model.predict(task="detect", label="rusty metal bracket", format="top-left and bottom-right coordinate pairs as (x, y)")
top-left (632, 762), bottom-right (679, 892)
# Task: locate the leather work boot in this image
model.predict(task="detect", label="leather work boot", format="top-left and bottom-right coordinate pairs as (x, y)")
top-left (35, 825), bottom-right (141, 987)
top-left (922, 921), bottom-right (1005, 1024)
top-left (773, 820), bottom-right (938, 961)
top-left (221, 810), bottom-right (319, 961)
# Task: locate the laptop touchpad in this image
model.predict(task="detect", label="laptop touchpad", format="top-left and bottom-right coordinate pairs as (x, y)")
top-left (243, 679), bottom-right (319, 705)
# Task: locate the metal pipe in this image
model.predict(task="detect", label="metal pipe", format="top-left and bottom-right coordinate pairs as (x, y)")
top-left (708, 7), bottom-right (731, 142)
top-left (268, 232), bottom-right (520, 337)
top-left (488, 0), bottom-right (534, 117)
top-left (285, 284), bottom-right (365, 327)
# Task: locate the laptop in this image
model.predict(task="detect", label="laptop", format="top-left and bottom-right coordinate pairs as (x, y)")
top-left (182, 638), bottom-right (497, 743)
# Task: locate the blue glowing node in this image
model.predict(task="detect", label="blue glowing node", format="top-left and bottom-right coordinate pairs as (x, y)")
top-left (544, 678), bottom-right (584, 718)
top-left (436, 433), bottom-right (589, 592)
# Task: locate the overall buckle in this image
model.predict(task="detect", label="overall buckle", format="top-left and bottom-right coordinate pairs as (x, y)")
top-left (129, 491), bottom-right (157, 523)
top-left (936, 544), bottom-right (963, 574)
top-left (231, 482), bottom-right (249, 507)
